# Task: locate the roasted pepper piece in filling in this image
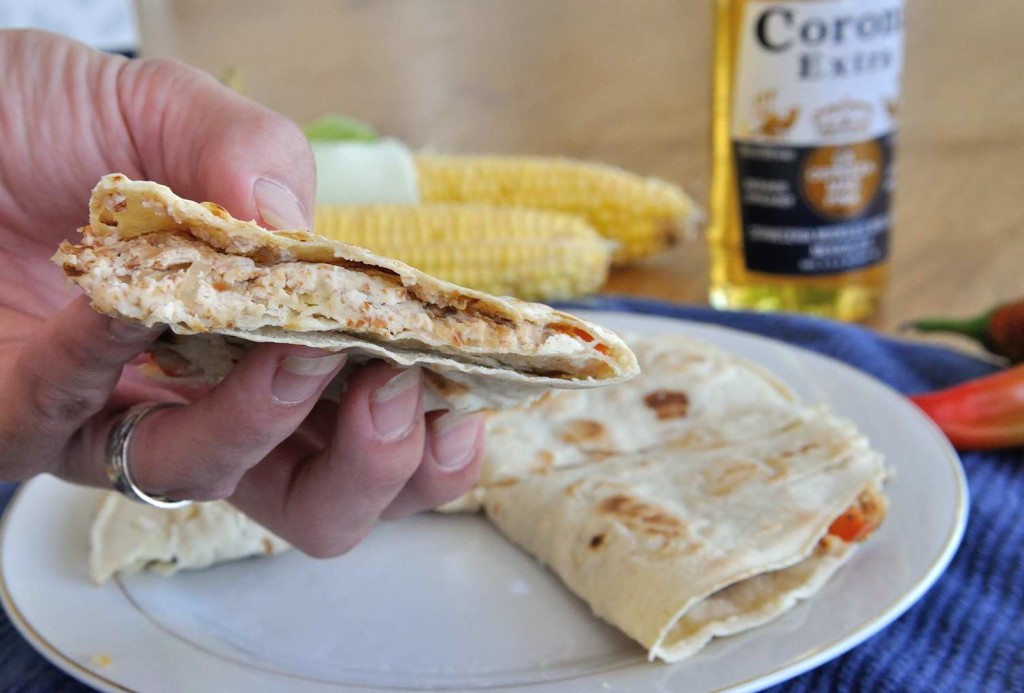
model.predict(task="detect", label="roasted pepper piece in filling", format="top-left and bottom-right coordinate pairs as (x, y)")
top-left (827, 485), bottom-right (887, 544)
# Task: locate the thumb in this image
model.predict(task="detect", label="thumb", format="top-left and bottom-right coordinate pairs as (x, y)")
top-left (117, 57), bottom-right (314, 229)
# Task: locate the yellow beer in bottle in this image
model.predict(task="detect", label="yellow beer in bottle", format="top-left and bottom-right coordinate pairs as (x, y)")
top-left (709, 0), bottom-right (904, 321)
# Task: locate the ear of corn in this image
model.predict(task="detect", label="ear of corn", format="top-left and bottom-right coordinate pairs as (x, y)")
top-left (313, 204), bottom-right (612, 301)
top-left (414, 155), bottom-right (698, 265)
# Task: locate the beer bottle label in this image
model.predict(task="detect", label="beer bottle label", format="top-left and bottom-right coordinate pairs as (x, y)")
top-left (731, 0), bottom-right (903, 275)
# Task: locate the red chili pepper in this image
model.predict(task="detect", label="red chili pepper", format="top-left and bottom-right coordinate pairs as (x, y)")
top-left (906, 297), bottom-right (1024, 363)
top-left (910, 364), bottom-right (1024, 450)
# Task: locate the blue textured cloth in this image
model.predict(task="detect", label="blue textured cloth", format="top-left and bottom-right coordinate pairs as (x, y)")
top-left (1, 298), bottom-right (1021, 692)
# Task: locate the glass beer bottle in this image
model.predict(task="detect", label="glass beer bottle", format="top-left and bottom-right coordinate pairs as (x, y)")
top-left (708, 0), bottom-right (904, 321)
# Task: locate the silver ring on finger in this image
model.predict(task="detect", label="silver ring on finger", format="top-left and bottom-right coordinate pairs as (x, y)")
top-left (105, 402), bottom-right (192, 510)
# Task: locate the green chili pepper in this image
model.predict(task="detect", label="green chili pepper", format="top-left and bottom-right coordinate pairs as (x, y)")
top-left (906, 298), bottom-right (1024, 363)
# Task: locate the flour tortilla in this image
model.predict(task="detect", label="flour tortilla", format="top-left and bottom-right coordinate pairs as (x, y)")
top-left (458, 335), bottom-right (888, 661)
top-left (52, 175), bottom-right (638, 411)
top-left (443, 334), bottom-right (807, 511)
top-left (482, 415), bottom-right (886, 661)
top-left (88, 492), bottom-right (289, 584)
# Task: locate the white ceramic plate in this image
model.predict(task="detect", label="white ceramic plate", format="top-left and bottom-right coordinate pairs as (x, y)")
top-left (0, 312), bottom-right (968, 692)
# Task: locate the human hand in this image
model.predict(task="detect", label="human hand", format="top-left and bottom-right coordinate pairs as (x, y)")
top-left (0, 30), bottom-right (484, 556)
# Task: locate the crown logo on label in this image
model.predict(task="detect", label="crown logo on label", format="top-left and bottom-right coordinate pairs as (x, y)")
top-left (812, 100), bottom-right (874, 138)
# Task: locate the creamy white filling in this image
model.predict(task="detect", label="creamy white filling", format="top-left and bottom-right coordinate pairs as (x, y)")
top-left (69, 232), bottom-right (598, 365)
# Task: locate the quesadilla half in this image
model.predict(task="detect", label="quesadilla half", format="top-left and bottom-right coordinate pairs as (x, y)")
top-left (457, 335), bottom-right (888, 660)
top-left (482, 416), bottom-right (886, 661)
top-left (52, 174), bottom-right (638, 411)
top-left (89, 492), bottom-right (288, 584)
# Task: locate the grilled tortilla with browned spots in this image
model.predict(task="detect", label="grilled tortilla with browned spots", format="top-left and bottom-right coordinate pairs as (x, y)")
top-left (52, 175), bottom-right (638, 412)
top-left (443, 334), bottom-right (801, 510)
top-left (461, 336), bottom-right (888, 661)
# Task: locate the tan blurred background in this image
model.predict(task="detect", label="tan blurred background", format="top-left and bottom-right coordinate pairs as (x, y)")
top-left (137, 0), bottom-right (1024, 335)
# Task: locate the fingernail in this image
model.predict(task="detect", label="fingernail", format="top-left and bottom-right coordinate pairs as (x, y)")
top-left (108, 318), bottom-right (164, 343)
top-left (272, 352), bottom-right (346, 404)
top-left (370, 368), bottom-right (421, 441)
top-left (429, 411), bottom-right (481, 471)
top-left (254, 178), bottom-right (307, 230)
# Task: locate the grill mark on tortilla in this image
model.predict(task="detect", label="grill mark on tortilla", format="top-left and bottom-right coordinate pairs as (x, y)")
top-left (701, 462), bottom-right (761, 496)
top-left (598, 493), bottom-right (685, 538)
top-left (531, 450), bottom-right (556, 474)
top-left (764, 443), bottom-right (820, 480)
top-left (488, 477), bottom-right (519, 488)
top-left (558, 419), bottom-right (611, 447)
top-left (643, 389), bottom-right (690, 419)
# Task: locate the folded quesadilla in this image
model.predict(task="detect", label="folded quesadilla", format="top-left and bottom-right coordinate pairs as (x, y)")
top-left (89, 492), bottom-right (288, 584)
top-left (453, 336), bottom-right (888, 660)
top-left (482, 416), bottom-right (886, 661)
top-left (52, 174), bottom-right (638, 411)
